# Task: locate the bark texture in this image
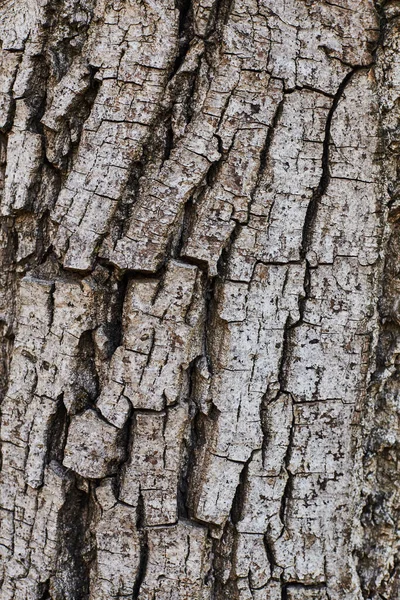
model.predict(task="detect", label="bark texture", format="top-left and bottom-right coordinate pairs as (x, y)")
top-left (0, 0), bottom-right (398, 598)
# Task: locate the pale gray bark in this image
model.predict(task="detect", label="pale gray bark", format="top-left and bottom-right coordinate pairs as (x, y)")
top-left (0, 0), bottom-right (398, 599)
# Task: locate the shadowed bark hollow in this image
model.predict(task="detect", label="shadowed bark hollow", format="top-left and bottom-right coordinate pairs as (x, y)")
top-left (0, 0), bottom-right (399, 598)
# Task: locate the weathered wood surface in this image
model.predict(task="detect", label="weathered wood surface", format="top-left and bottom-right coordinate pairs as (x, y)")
top-left (0, 0), bottom-right (399, 598)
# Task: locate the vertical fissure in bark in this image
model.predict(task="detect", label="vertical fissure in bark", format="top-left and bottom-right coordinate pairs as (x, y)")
top-left (106, 269), bottom-right (130, 357)
top-left (301, 65), bottom-right (371, 257)
top-left (203, 275), bottom-right (218, 376)
top-left (46, 395), bottom-right (68, 466)
top-left (77, 328), bottom-right (100, 406)
top-left (132, 491), bottom-right (149, 600)
top-left (177, 357), bottom-right (198, 519)
top-left (52, 477), bottom-right (95, 600)
top-left (276, 260), bottom-right (311, 393)
top-left (277, 316), bottom-right (292, 394)
top-left (174, 196), bottom-right (196, 262)
top-left (38, 579), bottom-right (50, 600)
top-left (216, 96), bottom-right (286, 282)
top-left (50, 67), bottom-right (101, 174)
top-left (210, 522), bottom-right (237, 600)
top-left (162, 119), bottom-right (175, 163)
top-left (230, 453), bottom-right (252, 526)
top-left (213, 0), bottom-right (235, 31)
top-left (278, 401), bottom-right (295, 532)
top-left (171, 0), bottom-right (194, 78)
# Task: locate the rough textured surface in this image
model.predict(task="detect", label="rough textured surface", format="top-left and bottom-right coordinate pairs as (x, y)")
top-left (0, 0), bottom-right (398, 599)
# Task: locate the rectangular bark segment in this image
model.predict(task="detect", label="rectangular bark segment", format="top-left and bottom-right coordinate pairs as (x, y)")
top-left (49, 0), bottom-right (179, 271)
top-left (97, 260), bottom-right (204, 421)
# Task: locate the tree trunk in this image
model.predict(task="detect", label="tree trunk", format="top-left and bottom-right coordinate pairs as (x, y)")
top-left (0, 0), bottom-right (398, 598)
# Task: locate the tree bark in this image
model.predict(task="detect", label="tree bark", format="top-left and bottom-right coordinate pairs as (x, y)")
top-left (0, 0), bottom-right (398, 598)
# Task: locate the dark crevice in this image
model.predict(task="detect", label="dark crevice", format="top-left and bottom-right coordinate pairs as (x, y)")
top-left (254, 98), bottom-right (286, 200)
top-left (203, 276), bottom-right (219, 377)
top-left (300, 65), bottom-right (371, 258)
top-left (215, 95), bottom-right (285, 281)
top-left (257, 244), bottom-right (311, 487)
top-left (50, 477), bottom-right (96, 600)
top-left (76, 329), bottom-right (100, 407)
top-left (230, 453), bottom-right (252, 525)
top-left (279, 469), bottom-right (293, 534)
top-left (186, 405), bottom-right (221, 522)
top-left (105, 270), bottom-right (131, 358)
top-left (38, 580), bottom-right (51, 600)
top-left (279, 402), bottom-right (295, 530)
top-left (263, 531), bottom-right (277, 572)
top-left (47, 395), bottom-right (69, 465)
top-left (213, 0), bottom-right (236, 31)
top-left (132, 490), bottom-right (149, 599)
top-left (293, 83), bottom-right (335, 98)
top-left (163, 119), bottom-right (175, 162)
top-left (98, 159), bottom-right (143, 254)
top-left (177, 357), bottom-right (199, 518)
top-left (206, 143), bottom-right (225, 187)
top-left (46, 66), bottom-right (101, 174)
top-left (114, 407), bottom-right (135, 500)
top-left (260, 391), bottom-right (271, 468)
top-left (174, 196), bottom-right (196, 260)
top-left (277, 316), bottom-right (292, 393)
top-left (210, 521), bottom-right (238, 600)
top-left (276, 259), bottom-right (311, 391)
top-left (185, 62), bottom-right (202, 126)
top-left (170, 0), bottom-right (195, 79)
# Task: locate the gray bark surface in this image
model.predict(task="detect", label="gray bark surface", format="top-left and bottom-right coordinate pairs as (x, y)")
top-left (0, 0), bottom-right (398, 598)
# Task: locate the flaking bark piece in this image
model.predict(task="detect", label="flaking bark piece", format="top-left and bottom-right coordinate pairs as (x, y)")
top-left (63, 409), bottom-right (125, 479)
